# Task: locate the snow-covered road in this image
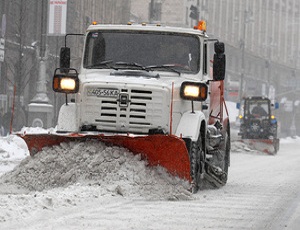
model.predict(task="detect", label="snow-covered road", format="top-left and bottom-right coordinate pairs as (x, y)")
top-left (0, 134), bottom-right (300, 230)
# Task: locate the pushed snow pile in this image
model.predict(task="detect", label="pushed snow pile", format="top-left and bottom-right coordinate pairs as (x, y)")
top-left (0, 135), bottom-right (29, 161)
top-left (0, 140), bottom-right (191, 200)
top-left (231, 140), bottom-right (256, 152)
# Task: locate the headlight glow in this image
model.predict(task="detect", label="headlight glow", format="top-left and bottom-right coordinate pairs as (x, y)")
top-left (60, 78), bottom-right (76, 90)
top-left (52, 68), bottom-right (79, 94)
top-left (184, 85), bottom-right (200, 97)
top-left (180, 81), bottom-right (208, 101)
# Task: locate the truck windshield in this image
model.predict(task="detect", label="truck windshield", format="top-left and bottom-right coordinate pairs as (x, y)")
top-left (246, 100), bottom-right (270, 117)
top-left (83, 30), bottom-right (200, 73)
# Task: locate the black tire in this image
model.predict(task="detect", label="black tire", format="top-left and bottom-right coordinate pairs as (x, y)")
top-left (189, 134), bottom-right (205, 193)
top-left (273, 139), bottom-right (279, 155)
top-left (217, 129), bottom-right (230, 177)
top-left (222, 130), bottom-right (230, 181)
top-left (203, 127), bottom-right (230, 189)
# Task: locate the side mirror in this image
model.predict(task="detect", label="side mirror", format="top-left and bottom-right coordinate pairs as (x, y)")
top-left (60, 47), bottom-right (71, 70)
top-left (213, 42), bottom-right (226, 81)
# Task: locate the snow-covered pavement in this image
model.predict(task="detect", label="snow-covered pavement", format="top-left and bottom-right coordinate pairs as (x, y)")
top-left (0, 131), bottom-right (300, 229)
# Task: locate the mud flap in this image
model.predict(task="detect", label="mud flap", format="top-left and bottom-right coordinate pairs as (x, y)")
top-left (17, 133), bottom-right (192, 181)
top-left (203, 162), bottom-right (227, 188)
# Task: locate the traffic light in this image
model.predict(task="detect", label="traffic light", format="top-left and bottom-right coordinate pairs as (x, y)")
top-left (189, 5), bottom-right (199, 20)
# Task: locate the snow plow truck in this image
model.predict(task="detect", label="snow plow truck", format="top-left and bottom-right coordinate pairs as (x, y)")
top-left (19, 21), bottom-right (230, 192)
top-left (237, 96), bottom-right (279, 154)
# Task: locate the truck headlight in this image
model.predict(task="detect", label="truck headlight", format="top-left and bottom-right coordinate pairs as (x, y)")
top-left (53, 68), bottom-right (79, 93)
top-left (180, 81), bottom-right (208, 101)
top-left (60, 78), bottom-right (76, 90)
top-left (270, 115), bottom-right (277, 124)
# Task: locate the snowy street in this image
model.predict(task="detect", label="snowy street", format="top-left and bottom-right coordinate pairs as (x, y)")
top-left (1, 1), bottom-right (299, 229)
top-left (0, 133), bottom-right (300, 229)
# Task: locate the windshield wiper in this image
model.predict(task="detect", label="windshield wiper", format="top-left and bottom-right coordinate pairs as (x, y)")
top-left (145, 64), bottom-right (182, 74)
top-left (113, 62), bottom-right (149, 71)
top-left (85, 60), bottom-right (116, 69)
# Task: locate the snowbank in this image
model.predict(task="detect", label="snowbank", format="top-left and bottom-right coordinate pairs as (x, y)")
top-left (1, 133), bottom-right (191, 201)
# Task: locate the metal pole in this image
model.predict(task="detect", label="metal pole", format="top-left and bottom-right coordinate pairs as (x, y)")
top-left (290, 71), bottom-right (297, 137)
top-left (40, 0), bottom-right (47, 58)
top-left (28, 0), bottom-right (53, 129)
top-left (31, 0), bottom-right (50, 103)
top-left (290, 102), bottom-right (296, 137)
top-left (238, 10), bottom-right (247, 103)
top-left (267, 38), bottom-right (271, 97)
top-left (149, 0), bottom-right (155, 23)
top-left (0, 62), bottom-right (2, 88)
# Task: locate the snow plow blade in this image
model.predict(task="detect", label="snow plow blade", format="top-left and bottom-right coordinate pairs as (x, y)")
top-left (17, 133), bottom-right (191, 181)
top-left (240, 138), bottom-right (280, 154)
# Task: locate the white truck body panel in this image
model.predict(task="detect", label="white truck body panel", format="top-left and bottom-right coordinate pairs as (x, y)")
top-left (57, 103), bottom-right (78, 132)
top-left (58, 23), bottom-right (212, 139)
top-left (175, 111), bottom-right (206, 142)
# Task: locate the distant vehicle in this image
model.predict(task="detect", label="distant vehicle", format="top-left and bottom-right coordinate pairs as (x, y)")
top-left (237, 96), bottom-right (279, 154)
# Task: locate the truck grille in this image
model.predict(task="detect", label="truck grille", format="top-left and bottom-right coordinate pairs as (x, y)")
top-left (81, 86), bottom-right (170, 134)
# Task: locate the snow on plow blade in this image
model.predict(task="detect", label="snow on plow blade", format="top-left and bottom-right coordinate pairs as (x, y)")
top-left (17, 133), bottom-right (192, 181)
top-left (240, 138), bottom-right (280, 154)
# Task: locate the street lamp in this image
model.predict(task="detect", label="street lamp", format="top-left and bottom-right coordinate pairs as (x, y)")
top-left (27, 0), bottom-right (53, 128)
top-left (290, 70), bottom-right (297, 137)
top-left (149, 0), bottom-right (162, 23)
top-left (262, 37), bottom-right (277, 98)
top-left (237, 9), bottom-right (253, 102)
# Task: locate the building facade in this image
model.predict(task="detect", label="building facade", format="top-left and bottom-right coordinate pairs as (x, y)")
top-left (199, 0), bottom-right (300, 136)
top-left (0, 0), bottom-right (130, 132)
top-left (0, 0), bottom-right (299, 135)
top-left (131, 0), bottom-right (300, 136)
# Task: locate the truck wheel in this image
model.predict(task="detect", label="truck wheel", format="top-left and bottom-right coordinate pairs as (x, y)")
top-left (190, 134), bottom-right (205, 193)
top-left (222, 130), bottom-right (230, 178)
top-left (273, 139), bottom-right (279, 154)
top-left (213, 129), bottom-right (230, 177)
top-left (203, 129), bottom-right (230, 189)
